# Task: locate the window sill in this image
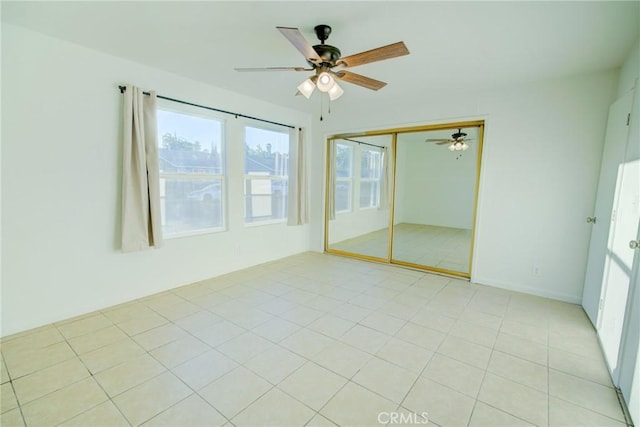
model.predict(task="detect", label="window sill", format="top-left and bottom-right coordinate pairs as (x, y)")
top-left (164, 227), bottom-right (226, 240)
top-left (244, 219), bottom-right (287, 228)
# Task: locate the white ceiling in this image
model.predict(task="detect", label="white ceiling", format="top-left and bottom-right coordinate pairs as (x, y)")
top-left (3, 1), bottom-right (638, 113)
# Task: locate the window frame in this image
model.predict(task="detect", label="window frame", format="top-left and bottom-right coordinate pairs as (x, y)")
top-left (156, 102), bottom-right (227, 239)
top-left (243, 124), bottom-right (291, 226)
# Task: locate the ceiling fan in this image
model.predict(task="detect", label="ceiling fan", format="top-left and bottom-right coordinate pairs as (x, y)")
top-left (235, 25), bottom-right (410, 100)
top-left (426, 128), bottom-right (474, 151)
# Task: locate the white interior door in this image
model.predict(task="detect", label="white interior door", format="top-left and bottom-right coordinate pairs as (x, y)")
top-left (610, 81), bottom-right (640, 426)
top-left (617, 225), bottom-right (640, 425)
top-left (582, 91), bottom-right (634, 324)
top-left (598, 85), bottom-right (639, 385)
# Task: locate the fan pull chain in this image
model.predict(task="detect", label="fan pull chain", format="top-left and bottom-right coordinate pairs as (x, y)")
top-left (318, 93), bottom-right (333, 121)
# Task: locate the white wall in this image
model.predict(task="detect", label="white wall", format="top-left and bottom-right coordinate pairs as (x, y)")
top-left (395, 134), bottom-right (476, 229)
top-left (327, 209), bottom-right (390, 244)
top-left (617, 38), bottom-right (639, 98)
top-left (311, 70), bottom-right (618, 303)
top-left (1, 24), bottom-right (312, 336)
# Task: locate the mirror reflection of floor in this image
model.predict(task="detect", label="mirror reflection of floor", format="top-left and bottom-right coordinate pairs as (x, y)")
top-left (329, 223), bottom-right (471, 273)
top-left (329, 228), bottom-right (390, 259)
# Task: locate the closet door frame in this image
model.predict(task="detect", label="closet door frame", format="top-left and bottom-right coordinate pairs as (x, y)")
top-left (324, 119), bottom-right (485, 279)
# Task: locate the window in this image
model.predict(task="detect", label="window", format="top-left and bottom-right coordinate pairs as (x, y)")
top-left (359, 147), bottom-right (383, 209)
top-left (156, 108), bottom-right (225, 237)
top-left (244, 126), bottom-right (289, 224)
top-left (335, 143), bottom-right (353, 213)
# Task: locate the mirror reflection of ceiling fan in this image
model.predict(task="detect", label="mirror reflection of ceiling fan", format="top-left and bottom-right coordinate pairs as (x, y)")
top-left (426, 129), bottom-right (474, 151)
top-left (235, 25), bottom-right (410, 100)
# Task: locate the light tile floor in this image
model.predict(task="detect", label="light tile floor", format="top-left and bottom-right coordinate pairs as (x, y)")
top-left (0, 252), bottom-right (627, 426)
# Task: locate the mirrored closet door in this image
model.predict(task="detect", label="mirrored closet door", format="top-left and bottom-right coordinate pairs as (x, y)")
top-left (392, 126), bottom-right (481, 275)
top-left (325, 135), bottom-right (393, 261)
top-left (325, 121), bottom-right (484, 278)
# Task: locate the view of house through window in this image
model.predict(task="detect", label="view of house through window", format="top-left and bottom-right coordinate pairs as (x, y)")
top-left (244, 126), bottom-right (289, 224)
top-left (156, 108), bottom-right (225, 237)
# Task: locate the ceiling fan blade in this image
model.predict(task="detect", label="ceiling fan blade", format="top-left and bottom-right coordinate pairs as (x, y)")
top-left (234, 67), bottom-right (312, 72)
top-left (425, 138), bottom-right (452, 143)
top-left (276, 27), bottom-right (321, 63)
top-left (334, 71), bottom-right (386, 91)
top-left (435, 141), bottom-right (453, 145)
top-left (338, 41), bottom-right (409, 68)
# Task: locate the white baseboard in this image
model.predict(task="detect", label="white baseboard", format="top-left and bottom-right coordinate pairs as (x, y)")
top-left (471, 275), bottom-right (582, 304)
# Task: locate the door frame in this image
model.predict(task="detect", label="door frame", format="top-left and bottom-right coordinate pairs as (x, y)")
top-left (596, 83), bottom-right (639, 390)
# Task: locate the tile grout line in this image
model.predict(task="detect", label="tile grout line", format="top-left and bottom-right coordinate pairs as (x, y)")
top-left (1, 253), bottom-right (628, 427)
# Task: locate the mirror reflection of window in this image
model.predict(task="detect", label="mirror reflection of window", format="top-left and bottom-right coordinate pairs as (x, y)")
top-left (360, 147), bottom-right (382, 209)
top-left (335, 143), bottom-right (353, 213)
top-left (327, 136), bottom-right (393, 261)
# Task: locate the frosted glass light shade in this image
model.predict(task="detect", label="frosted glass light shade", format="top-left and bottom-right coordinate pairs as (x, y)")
top-left (328, 82), bottom-right (344, 100)
top-left (297, 78), bottom-right (315, 99)
top-left (316, 72), bottom-right (335, 92)
top-left (450, 141), bottom-right (468, 151)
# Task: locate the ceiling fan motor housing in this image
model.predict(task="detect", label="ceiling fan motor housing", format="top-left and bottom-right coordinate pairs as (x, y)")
top-left (311, 44), bottom-right (341, 64)
top-left (314, 24), bottom-right (332, 43)
top-left (309, 24), bottom-right (341, 66)
top-left (452, 130), bottom-right (467, 140)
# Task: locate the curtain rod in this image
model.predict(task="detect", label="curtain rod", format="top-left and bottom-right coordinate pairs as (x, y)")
top-left (343, 138), bottom-right (387, 150)
top-left (118, 86), bottom-right (297, 130)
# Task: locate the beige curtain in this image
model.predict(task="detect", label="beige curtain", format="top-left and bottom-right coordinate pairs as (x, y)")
top-left (287, 127), bottom-right (309, 225)
top-left (121, 85), bottom-right (163, 252)
top-left (328, 140), bottom-right (336, 220)
top-left (379, 147), bottom-right (392, 210)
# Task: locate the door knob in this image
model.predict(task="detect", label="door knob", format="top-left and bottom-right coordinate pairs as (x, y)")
top-left (630, 240), bottom-right (640, 250)
top-left (586, 217), bottom-right (597, 224)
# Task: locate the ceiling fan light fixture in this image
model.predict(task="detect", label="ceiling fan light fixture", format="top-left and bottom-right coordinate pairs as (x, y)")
top-left (316, 72), bottom-right (335, 92)
top-left (297, 78), bottom-right (316, 99)
top-left (450, 141), bottom-right (468, 151)
top-left (328, 81), bottom-right (344, 100)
